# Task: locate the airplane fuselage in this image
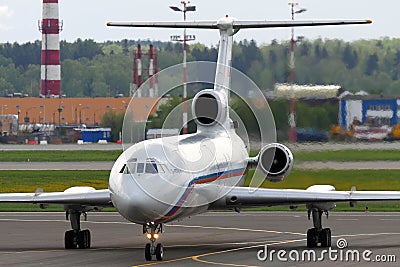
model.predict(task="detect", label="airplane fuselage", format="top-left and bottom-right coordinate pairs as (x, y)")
top-left (109, 127), bottom-right (248, 224)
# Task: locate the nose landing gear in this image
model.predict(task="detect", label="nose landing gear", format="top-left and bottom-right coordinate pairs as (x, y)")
top-left (143, 223), bottom-right (163, 261)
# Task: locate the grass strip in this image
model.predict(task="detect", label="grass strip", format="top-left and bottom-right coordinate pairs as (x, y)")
top-left (294, 149), bottom-right (400, 162)
top-left (1, 149), bottom-right (399, 162)
top-left (0, 170), bottom-right (110, 211)
top-left (0, 170), bottom-right (109, 193)
top-left (0, 150), bottom-right (122, 162)
top-left (245, 169), bottom-right (400, 191)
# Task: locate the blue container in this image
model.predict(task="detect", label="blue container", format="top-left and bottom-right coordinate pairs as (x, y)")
top-left (81, 128), bottom-right (111, 143)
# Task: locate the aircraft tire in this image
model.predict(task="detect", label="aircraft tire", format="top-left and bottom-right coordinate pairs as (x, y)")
top-left (145, 243), bottom-right (152, 261)
top-left (78, 229), bottom-right (91, 249)
top-left (320, 228), bottom-right (331, 247)
top-left (155, 243), bottom-right (164, 261)
top-left (65, 230), bottom-right (76, 249)
top-left (306, 228), bottom-right (317, 248)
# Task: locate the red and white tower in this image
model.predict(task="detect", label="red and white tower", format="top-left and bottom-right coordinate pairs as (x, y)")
top-left (39, 0), bottom-right (63, 97)
top-left (148, 44), bottom-right (155, 97)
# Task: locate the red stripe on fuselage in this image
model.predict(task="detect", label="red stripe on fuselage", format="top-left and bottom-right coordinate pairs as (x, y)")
top-left (158, 170), bottom-right (245, 221)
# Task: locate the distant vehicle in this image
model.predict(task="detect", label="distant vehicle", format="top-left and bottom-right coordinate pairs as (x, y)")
top-left (13, 93), bottom-right (23, 98)
top-left (296, 128), bottom-right (328, 142)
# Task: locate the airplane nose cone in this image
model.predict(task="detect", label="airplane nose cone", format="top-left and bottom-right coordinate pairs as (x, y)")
top-left (110, 173), bottom-right (169, 224)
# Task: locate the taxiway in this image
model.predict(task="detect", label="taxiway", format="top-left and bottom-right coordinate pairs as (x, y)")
top-left (0, 211), bottom-right (398, 266)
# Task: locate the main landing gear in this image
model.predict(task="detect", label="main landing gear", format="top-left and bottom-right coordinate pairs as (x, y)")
top-left (143, 222), bottom-right (163, 261)
top-left (306, 209), bottom-right (331, 248)
top-left (64, 211), bottom-right (91, 249)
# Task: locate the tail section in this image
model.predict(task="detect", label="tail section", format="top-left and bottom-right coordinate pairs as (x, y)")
top-left (107, 17), bottom-right (371, 129)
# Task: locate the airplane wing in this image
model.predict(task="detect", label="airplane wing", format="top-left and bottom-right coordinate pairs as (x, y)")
top-left (232, 19), bottom-right (371, 29)
top-left (0, 187), bottom-right (112, 209)
top-left (107, 19), bottom-right (371, 30)
top-left (210, 185), bottom-right (400, 209)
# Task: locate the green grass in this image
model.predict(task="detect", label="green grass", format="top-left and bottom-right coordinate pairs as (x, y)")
top-left (294, 149), bottom-right (400, 162)
top-left (0, 170), bottom-right (110, 211)
top-left (245, 169), bottom-right (400, 191)
top-left (0, 170), bottom-right (109, 193)
top-left (0, 150), bottom-right (122, 162)
top-left (0, 149), bottom-right (398, 162)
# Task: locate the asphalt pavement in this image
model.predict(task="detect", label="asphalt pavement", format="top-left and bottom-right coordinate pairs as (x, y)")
top-left (0, 211), bottom-right (399, 267)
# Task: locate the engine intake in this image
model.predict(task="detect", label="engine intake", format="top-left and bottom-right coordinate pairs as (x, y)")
top-left (257, 143), bottom-right (293, 182)
top-left (192, 89), bottom-right (227, 127)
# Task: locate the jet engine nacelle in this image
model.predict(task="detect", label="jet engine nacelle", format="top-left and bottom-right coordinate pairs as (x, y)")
top-left (257, 143), bottom-right (294, 182)
top-left (192, 89), bottom-right (227, 127)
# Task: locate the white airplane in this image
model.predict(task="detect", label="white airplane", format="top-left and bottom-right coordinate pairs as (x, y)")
top-left (2, 15), bottom-right (399, 262)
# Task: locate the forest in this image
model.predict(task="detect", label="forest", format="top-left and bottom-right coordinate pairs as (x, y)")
top-left (1, 37), bottom-right (400, 97)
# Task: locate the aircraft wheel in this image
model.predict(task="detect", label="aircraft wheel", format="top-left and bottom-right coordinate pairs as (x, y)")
top-left (65, 230), bottom-right (77, 249)
top-left (78, 229), bottom-right (91, 249)
top-left (320, 228), bottom-right (331, 247)
top-left (145, 243), bottom-right (152, 261)
top-left (307, 228), bottom-right (317, 248)
top-left (155, 243), bottom-right (164, 261)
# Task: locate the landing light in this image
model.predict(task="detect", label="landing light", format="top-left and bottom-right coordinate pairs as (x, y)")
top-left (154, 234), bottom-right (159, 239)
top-left (146, 233), bottom-right (152, 239)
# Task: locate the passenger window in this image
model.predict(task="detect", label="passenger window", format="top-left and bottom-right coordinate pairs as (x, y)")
top-left (145, 162), bottom-right (158, 174)
top-left (137, 163), bottom-right (145, 173)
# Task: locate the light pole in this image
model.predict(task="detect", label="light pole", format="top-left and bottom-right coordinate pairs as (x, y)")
top-left (25, 106), bottom-right (38, 124)
top-left (79, 106), bottom-right (90, 125)
top-left (94, 106), bottom-right (110, 126)
top-left (39, 105), bottom-right (45, 123)
top-left (170, 1), bottom-right (196, 134)
top-left (16, 105), bottom-right (21, 133)
top-left (57, 105), bottom-right (63, 126)
top-left (288, 2), bottom-right (306, 143)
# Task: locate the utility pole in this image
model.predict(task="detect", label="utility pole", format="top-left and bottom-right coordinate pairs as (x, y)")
top-left (288, 2), bottom-right (306, 142)
top-left (170, 1), bottom-right (196, 134)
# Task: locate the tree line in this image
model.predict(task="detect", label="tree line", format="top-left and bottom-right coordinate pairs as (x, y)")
top-left (2, 37), bottom-right (400, 97)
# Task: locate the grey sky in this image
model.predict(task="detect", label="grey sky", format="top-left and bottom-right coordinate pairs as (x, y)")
top-left (0, 0), bottom-right (398, 46)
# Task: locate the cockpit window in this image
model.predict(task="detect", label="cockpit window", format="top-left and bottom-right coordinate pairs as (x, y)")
top-left (127, 162), bottom-right (136, 174)
top-left (120, 164), bottom-right (127, 174)
top-left (121, 159), bottom-right (168, 175)
top-left (137, 163), bottom-right (145, 173)
top-left (145, 162), bottom-right (158, 174)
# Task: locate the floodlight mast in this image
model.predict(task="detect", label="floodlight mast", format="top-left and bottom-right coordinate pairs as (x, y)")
top-left (288, 2), bottom-right (307, 143)
top-left (170, 1), bottom-right (196, 134)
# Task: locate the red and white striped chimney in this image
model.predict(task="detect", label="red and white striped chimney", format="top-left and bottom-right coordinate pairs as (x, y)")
top-left (39, 0), bottom-right (62, 97)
